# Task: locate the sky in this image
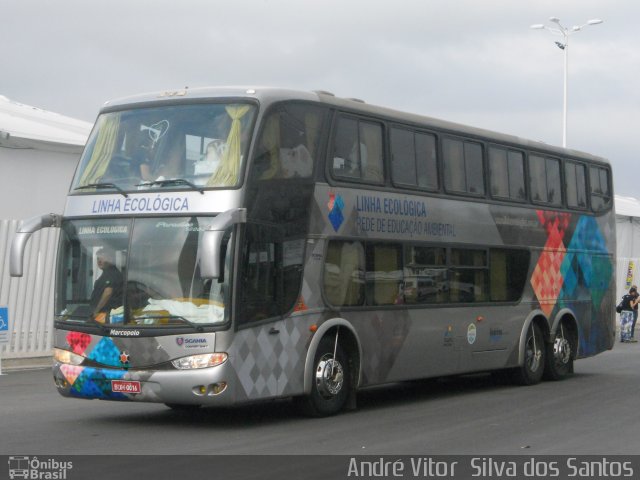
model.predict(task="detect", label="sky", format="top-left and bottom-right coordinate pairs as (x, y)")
top-left (2, 0), bottom-right (638, 197)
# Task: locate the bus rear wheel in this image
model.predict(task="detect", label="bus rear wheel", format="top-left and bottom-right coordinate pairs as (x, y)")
top-left (299, 336), bottom-right (350, 417)
top-left (544, 323), bottom-right (574, 380)
top-left (512, 322), bottom-right (545, 385)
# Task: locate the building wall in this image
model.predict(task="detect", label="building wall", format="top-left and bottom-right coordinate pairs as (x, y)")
top-left (0, 147), bottom-right (78, 220)
top-left (0, 146), bottom-right (81, 360)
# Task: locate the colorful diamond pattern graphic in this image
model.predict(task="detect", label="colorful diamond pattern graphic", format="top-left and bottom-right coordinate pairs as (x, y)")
top-left (328, 192), bottom-right (345, 232)
top-left (68, 366), bottom-right (127, 399)
top-left (60, 364), bottom-right (83, 385)
top-left (531, 211), bottom-right (612, 319)
top-left (66, 331), bottom-right (91, 355)
top-left (87, 337), bottom-right (121, 367)
top-left (531, 243), bottom-right (566, 317)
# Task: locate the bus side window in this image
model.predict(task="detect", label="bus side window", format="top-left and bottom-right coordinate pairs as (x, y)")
top-left (589, 165), bottom-right (612, 211)
top-left (332, 118), bottom-right (360, 179)
top-left (253, 104), bottom-right (323, 180)
top-left (444, 138), bottom-right (484, 196)
top-left (391, 128), bottom-right (439, 192)
top-left (331, 117), bottom-right (383, 184)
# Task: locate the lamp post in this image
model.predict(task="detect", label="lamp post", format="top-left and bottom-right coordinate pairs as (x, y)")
top-left (530, 17), bottom-right (603, 148)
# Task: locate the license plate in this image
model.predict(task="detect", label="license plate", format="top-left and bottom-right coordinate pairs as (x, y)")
top-left (111, 380), bottom-right (141, 394)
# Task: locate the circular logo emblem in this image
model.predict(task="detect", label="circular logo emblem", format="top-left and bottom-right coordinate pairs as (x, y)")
top-left (467, 324), bottom-right (477, 345)
top-left (176, 337), bottom-right (184, 346)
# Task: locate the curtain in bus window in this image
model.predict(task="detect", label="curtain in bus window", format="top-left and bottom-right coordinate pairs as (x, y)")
top-left (489, 147), bottom-right (509, 198)
top-left (545, 158), bottom-right (561, 206)
top-left (390, 127), bottom-right (416, 186)
top-left (360, 122), bottom-right (383, 183)
top-left (529, 155), bottom-right (547, 203)
top-left (575, 163), bottom-right (587, 207)
top-left (508, 151), bottom-right (526, 200)
top-left (366, 244), bottom-right (403, 305)
top-left (416, 133), bottom-right (438, 191)
top-left (78, 113), bottom-right (121, 186)
top-left (206, 105), bottom-right (251, 186)
top-left (256, 114), bottom-right (281, 180)
top-left (443, 139), bottom-right (465, 193)
top-left (590, 166), bottom-right (611, 211)
top-left (324, 241), bottom-right (365, 306)
top-left (332, 118), bottom-right (360, 179)
top-left (464, 142), bottom-right (484, 195)
top-left (304, 112), bottom-right (320, 163)
top-left (565, 162), bottom-right (579, 207)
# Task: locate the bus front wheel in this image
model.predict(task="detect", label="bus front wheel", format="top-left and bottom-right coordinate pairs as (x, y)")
top-left (300, 336), bottom-right (350, 417)
top-left (512, 322), bottom-right (545, 385)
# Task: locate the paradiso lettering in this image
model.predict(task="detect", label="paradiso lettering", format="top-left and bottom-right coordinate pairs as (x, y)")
top-left (91, 196), bottom-right (190, 214)
top-left (354, 194), bottom-right (455, 238)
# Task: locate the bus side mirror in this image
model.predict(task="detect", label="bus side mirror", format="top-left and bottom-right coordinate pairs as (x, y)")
top-left (10, 213), bottom-right (61, 277)
top-left (200, 208), bottom-right (246, 279)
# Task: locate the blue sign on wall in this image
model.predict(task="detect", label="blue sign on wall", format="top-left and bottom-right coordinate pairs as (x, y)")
top-left (0, 307), bottom-right (8, 331)
top-left (0, 307), bottom-right (8, 346)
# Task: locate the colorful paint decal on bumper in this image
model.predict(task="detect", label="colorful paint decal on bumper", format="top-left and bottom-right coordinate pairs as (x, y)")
top-left (59, 364), bottom-right (129, 400)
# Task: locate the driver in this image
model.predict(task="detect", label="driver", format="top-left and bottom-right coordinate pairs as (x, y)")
top-left (90, 248), bottom-right (123, 323)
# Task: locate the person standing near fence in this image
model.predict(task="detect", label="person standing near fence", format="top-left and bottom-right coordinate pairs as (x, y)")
top-left (631, 285), bottom-right (639, 343)
top-left (620, 286), bottom-right (639, 343)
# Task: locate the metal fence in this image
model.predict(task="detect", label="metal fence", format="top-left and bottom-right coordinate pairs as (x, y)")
top-left (0, 219), bottom-right (58, 359)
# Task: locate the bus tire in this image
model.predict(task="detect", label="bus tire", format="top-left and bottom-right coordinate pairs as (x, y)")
top-left (300, 336), bottom-right (350, 417)
top-left (512, 322), bottom-right (545, 385)
top-left (543, 323), bottom-right (574, 381)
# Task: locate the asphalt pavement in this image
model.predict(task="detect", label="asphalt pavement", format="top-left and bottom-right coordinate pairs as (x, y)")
top-left (1, 342), bottom-right (639, 455)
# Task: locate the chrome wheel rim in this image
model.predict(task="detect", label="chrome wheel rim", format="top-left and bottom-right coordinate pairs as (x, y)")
top-left (553, 336), bottom-right (571, 366)
top-left (526, 335), bottom-right (542, 372)
top-left (315, 353), bottom-right (344, 398)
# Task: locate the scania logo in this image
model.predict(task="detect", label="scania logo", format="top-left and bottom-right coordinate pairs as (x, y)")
top-left (176, 337), bottom-right (208, 348)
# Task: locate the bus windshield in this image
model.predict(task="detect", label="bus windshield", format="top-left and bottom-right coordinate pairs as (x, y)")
top-left (56, 217), bottom-right (231, 328)
top-left (71, 102), bottom-right (256, 192)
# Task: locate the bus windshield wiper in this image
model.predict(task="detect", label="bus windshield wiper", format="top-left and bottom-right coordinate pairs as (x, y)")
top-left (135, 315), bottom-right (204, 332)
top-left (136, 178), bottom-right (205, 195)
top-left (55, 314), bottom-right (108, 332)
top-left (74, 182), bottom-right (129, 198)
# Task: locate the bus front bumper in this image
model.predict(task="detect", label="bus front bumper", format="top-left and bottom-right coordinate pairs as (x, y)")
top-left (52, 361), bottom-right (236, 406)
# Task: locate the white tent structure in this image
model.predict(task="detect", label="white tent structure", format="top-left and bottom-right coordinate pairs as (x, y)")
top-left (615, 194), bottom-right (640, 301)
top-left (0, 95), bottom-right (91, 365)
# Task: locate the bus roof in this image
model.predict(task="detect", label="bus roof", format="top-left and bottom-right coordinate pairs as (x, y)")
top-left (101, 86), bottom-right (608, 165)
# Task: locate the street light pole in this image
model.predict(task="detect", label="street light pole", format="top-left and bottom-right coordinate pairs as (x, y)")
top-left (562, 32), bottom-right (568, 148)
top-left (530, 17), bottom-right (603, 148)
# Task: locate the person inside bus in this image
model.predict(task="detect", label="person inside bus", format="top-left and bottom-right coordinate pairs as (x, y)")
top-left (139, 135), bottom-right (185, 181)
top-left (90, 248), bottom-right (123, 323)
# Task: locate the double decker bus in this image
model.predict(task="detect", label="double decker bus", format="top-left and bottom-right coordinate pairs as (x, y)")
top-left (11, 87), bottom-right (615, 416)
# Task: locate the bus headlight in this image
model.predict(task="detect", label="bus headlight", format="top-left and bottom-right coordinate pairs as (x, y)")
top-left (171, 353), bottom-right (228, 370)
top-left (53, 348), bottom-right (85, 366)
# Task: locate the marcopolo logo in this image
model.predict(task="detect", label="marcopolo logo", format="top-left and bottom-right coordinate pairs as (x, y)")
top-left (8, 456), bottom-right (73, 479)
top-left (176, 337), bottom-right (208, 349)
